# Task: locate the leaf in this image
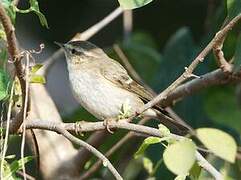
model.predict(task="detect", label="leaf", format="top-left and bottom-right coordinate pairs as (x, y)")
top-left (134, 137), bottom-right (162, 159)
top-left (226, 0), bottom-right (241, 23)
top-left (30, 75), bottom-right (46, 84)
top-left (196, 128), bottom-right (237, 163)
top-left (233, 34), bottom-right (241, 72)
top-left (174, 174), bottom-right (187, 180)
top-left (163, 139), bottom-right (196, 175)
top-left (142, 157), bottom-right (153, 175)
top-left (118, 0), bottom-right (153, 10)
top-left (0, 69), bottom-right (9, 100)
top-left (31, 64), bottom-right (43, 73)
top-left (189, 162), bottom-right (201, 180)
top-left (29, 0), bottom-right (49, 28)
top-left (2, 0), bottom-right (16, 23)
top-left (204, 87), bottom-right (241, 132)
top-left (3, 156), bottom-right (33, 179)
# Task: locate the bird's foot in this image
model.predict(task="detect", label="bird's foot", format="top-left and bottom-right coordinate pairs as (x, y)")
top-left (103, 118), bottom-right (114, 134)
top-left (74, 121), bottom-right (85, 136)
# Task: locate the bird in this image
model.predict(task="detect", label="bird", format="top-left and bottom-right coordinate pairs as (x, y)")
top-left (55, 40), bottom-right (188, 133)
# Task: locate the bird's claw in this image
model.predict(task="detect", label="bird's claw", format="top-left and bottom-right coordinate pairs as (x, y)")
top-left (103, 119), bottom-right (114, 134)
top-left (74, 121), bottom-right (85, 136)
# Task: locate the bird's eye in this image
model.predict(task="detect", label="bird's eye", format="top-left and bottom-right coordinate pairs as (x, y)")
top-left (71, 48), bottom-right (77, 54)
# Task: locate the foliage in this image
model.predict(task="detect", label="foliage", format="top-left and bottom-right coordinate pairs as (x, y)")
top-left (118, 0), bottom-right (153, 9)
top-left (1, 0), bottom-right (241, 179)
top-left (1, 155), bottom-right (33, 179)
top-left (2, 0), bottom-right (48, 27)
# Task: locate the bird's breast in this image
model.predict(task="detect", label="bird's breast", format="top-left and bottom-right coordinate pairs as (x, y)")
top-left (68, 70), bottom-right (143, 120)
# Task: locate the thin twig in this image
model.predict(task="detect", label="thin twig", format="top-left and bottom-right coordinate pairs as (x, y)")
top-left (40, 7), bottom-right (123, 76)
top-left (0, 2), bottom-right (28, 133)
top-left (79, 118), bottom-right (149, 179)
top-left (17, 171), bottom-right (36, 180)
top-left (138, 13), bottom-right (241, 114)
top-left (24, 119), bottom-right (222, 179)
top-left (20, 52), bottom-right (30, 180)
top-left (195, 152), bottom-right (223, 180)
top-left (56, 127), bottom-right (123, 180)
top-left (123, 10), bottom-right (133, 43)
top-left (160, 67), bottom-right (241, 107)
top-left (0, 81), bottom-right (15, 179)
top-left (213, 34), bottom-right (232, 72)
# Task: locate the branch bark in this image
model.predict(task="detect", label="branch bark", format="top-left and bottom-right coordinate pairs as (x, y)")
top-left (25, 119), bottom-right (223, 180)
top-left (160, 67), bottom-right (241, 107)
top-left (138, 13), bottom-right (241, 114)
top-left (0, 2), bottom-right (28, 133)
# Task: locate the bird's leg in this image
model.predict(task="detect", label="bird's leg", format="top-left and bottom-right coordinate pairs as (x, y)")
top-left (74, 121), bottom-right (85, 136)
top-left (103, 118), bottom-right (115, 134)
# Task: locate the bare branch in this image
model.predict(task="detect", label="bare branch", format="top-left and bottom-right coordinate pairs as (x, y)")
top-left (138, 13), bottom-right (241, 114)
top-left (0, 2), bottom-right (28, 133)
top-left (25, 119), bottom-right (223, 179)
top-left (123, 10), bottom-right (133, 42)
top-left (79, 118), bottom-right (149, 179)
top-left (160, 67), bottom-right (241, 107)
top-left (213, 34), bottom-right (232, 72)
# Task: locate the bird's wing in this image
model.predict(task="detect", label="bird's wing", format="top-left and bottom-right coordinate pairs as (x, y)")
top-left (100, 58), bottom-right (154, 103)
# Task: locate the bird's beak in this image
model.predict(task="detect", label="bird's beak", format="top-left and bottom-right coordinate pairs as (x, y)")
top-left (54, 41), bottom-right (65, 48)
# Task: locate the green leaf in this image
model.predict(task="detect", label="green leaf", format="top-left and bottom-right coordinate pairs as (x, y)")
top-left (30, 75), bottom-right (46, 84)
top-left (204, 87), bottom-right (241, 132)
top-left (2, 0), bottom-right (16, 23)
top-left (31, 64), bottom-right (43, 73)
top-left (196, 128), bottom-right (237, 163)
top-left (189, 162), bottom-right (201, 180)
top-left (29, 0), bottom-right (48, 28)
top-left (233, 34), bottom-right (241, 72)
top-left (0, 69), bottom-right (9, 100)
top-left (226, 0), bottom-right (241, 23)
top-left (118, 0), bottom-right (153, 10)
top-left (174, 174), bottom-right (187, 180)
top-left (142, 157), bottom-right (153, 175)
top-left (134, 137), bottom-right (163, 159)
top-left (4, 156), bottom-right (33, 179)
top-left (163, 139), bottom-right (196, 175)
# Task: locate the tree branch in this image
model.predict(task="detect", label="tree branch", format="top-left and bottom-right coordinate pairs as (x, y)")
top-left (25, 119), bottom-right (223, 179)
top-left (0, 2), bottom-right (28, 133)
top-left (160, 67), bottom-right (241, 107)
top-left (137, 13), bottom-right (241, 114)
top-left (79, 118), bottom-right (149, 179)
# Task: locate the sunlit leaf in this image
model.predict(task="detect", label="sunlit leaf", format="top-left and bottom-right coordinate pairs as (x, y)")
top-left (163, 139), bottom-right (196, 175)
top-left (196, 128), bottom-right (237, 163)
top-left (30, 75), bottom-right (46, 84)
top-left (143, 157), bottom-right (153, 175)
top-left (134, 137), bottom-right (162, 159)
top-left (174, 174), bottom-right (187, 180)
top-left (31, 64), bottom-right (43, 73)
top-left (4, 156), bottom-right (33, 179)
top-left (118, 0), bottom-right (153, 10)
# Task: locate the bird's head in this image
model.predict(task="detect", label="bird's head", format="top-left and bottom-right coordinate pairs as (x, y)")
top-left (55, 40), bottom-right (107, 65)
